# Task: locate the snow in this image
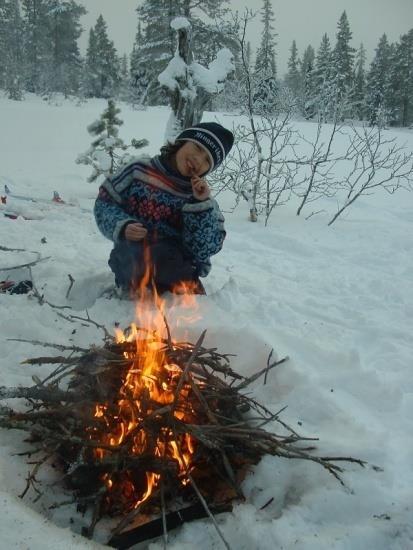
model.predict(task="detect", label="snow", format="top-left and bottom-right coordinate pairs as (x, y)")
top-left (170, 17), bottom-right (191, 31)
top-left (0, 94), bottom-right (412, 549)
top-left (192, 49), bottom-right (235, 93)
top-left (158, 54), bottom-right (188, 91)
top-left (92, 149), bottom-right (112, 172)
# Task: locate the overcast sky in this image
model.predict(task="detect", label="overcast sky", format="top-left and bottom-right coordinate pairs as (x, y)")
top-left (79, 0), bottom-right (413, 76)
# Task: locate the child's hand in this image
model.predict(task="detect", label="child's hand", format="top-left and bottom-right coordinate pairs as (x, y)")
top-left (191, 176), bottom-right (211, 201)
top-left (124, 222), bottom-right (147, 241)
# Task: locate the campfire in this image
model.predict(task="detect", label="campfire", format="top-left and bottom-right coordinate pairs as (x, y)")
top-left (0, 271), bottom-right (365, 548)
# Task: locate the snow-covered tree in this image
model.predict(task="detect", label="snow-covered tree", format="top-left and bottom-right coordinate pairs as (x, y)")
top-left (22, 0), bottom-right (52, 94)
top-left (136, 0), bottom-right (181, 104)
top-left (331, 11), bottom-right (355, 100)
top-left (314, 34), bottom-right (332, 90)
top-left (46, 0), bottom-right (85, 96)
top-left (253, 0), bottom-right (278, 112)
top-left (158, 16), bottom-right (234, 140)
top-left (83, 15), bottom-right (119, 98)
top-left (76, 99), bottom-right (148, 182)
top-left (352, 43), bottom-right (367, 120)
top-left (118, 54), bottom-right (131, 102)
top-left (365, 34), bottom-right (392, 125)
top-left (284, 40), bottom-right (300, 98)
top-left (299, 45), bottom-right (316, 118)
top-left (0, 0), bottom-right (6, 88)
top-left (2, 0), bottom-right (24, 99)
top-left (388, 30), bottom-right (413, 126)
top-left (130, 21), bottom-right (149, 105)
top-left (137, 0), bottom-right (231, 105)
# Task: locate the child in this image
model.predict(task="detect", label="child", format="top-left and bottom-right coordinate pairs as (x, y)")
top-left (94, 122), bottom-right (234, 296)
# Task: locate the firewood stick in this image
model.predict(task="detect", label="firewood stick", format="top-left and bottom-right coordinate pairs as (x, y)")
top-left (160, 476), bottom-right (168, 549)
top-left (172, 330), bottom-right (206, 410)
top-left (171, 421), bottom-right (232, 550)
top-left (235, 355), bottom-right (289, 390)
top-left (0, 385), bottom-right (85, 402)
top-left (7, 338), bottom-right (89, 353)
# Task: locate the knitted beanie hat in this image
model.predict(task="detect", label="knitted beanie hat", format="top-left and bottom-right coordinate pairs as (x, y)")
top-left (176, 122), bottom-right (234, 173)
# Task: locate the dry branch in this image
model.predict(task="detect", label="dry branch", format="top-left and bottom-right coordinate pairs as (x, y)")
top-left (0, 327), bottom-right (366, 547)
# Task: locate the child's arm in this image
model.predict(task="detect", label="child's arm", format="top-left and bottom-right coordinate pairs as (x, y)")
top-left (94, 188), bottom-right (142, 242)
top-left (181, 198), bottom-right (226, 274)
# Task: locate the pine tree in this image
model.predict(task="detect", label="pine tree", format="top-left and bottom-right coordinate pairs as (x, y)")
top-left (314, 33), bottom-right (332, 89)
top-left (285, 40), bottom-right (300, 98)
top-left (0, 0), bottom-right (6, 88)
top-left (84, 15), bottom-right (119, 98)
top-left (76, 99), bottom-right (149, 182)
top-left (137, 0), bottom-right (180, 104)
top-left (365, 34), bottom-right (391, 125)
top-left (118, 54), bottom-right (131, 102)
top-left (253, 0), bottom-right (278, 112)
top-left (352, 43), bottom-right (366, 120)
top-left (46, 0), bottom-right (86, 96)
top-left (332, 11), bottom-right (355, 99)
top-left (159, 18), bottom-right (234, 139)
top-left (22, 0), bottom-right (52, 94)
top-left (300, 45), bottom-right (316, 119)
top-left (385, 42), bottom-right (402, 126)
top-left (311, 34), bottom-right (340, 120)
top-left (2, 0), bottom-right (24, 99)
top-left (136, 0), bottom-right (232, 105)
top-left (130, 20), bottom-right (149, 105)
top-left (389, 30), bottom-right (413, 126)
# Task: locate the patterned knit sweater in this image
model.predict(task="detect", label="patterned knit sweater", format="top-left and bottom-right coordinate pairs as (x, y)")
top-left (94, 155), bottom-right (226, 277)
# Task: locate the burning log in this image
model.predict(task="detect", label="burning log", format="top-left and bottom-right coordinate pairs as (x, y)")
top-left (0, 321), bottom-right (366, 547)
top-left (108, 501), bottom-right (233, 549)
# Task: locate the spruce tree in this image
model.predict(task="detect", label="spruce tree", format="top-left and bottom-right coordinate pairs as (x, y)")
top-left (46, 0), bottom-right (86, 96)
top-left (130, 20), bottom-right (150, 105)
top-left (385, 42), bottom-right (402, 126)
top-left (352, 43), bottom-right (366, 120)
top-left (332, 11), bottom-right (355, 99)
top-left (136, 0), bottom-right (232, 105)
top-left (313, 35), bottom-right (341, 122)
top-left (285, 40), bottom-right (300, 98)
top-left (2, 0), bottom-right (24, 99)
top-left (253, 0), bottom-right (278, 112)
top-left (390, 30), bottom-right (413, 126)
top-left (76, 99), bottom-right (148, 182)
top-left (365, 34), bottom-right (391, 125)
top-left (84, 15), bottom-right (119, 98)
top-left (300, 45), bottom-right (316, 119)
top-left (314, 33), bottom-right (332, 90)
top-left (118, 53), bottom-right (131, 102)
top-left (137, 0), bottom-right (180, 104)
top-left (22, 0), bottom-right (52, 94)
top-left (0, 0), bottom-right (6, 88)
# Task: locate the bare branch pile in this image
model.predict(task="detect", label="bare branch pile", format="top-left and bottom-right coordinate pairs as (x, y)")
top-left (0, 328), bottom-right (365, 546)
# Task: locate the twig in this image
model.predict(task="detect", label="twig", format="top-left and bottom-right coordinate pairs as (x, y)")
top-left (263, 348), bottom-right (274, 385)
top-left (65, 274), bottom-right (75, 299)
top-left (236, 355), bottom-right (289, 390)
top-left (0, 245), bottom-right (50, 271)
top-left (172, 330), bottom-right (206, 410)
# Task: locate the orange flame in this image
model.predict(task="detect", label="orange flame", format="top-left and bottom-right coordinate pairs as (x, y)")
top-left (91, 244), bottom-right (202, 509)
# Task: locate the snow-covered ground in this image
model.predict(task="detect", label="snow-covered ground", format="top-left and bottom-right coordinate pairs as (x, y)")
top-left (0, 95), bottom-right (412, 550)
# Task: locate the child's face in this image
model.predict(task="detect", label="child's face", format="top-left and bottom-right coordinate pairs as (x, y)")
top-left (174, 141), bottom-right (211, 177)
